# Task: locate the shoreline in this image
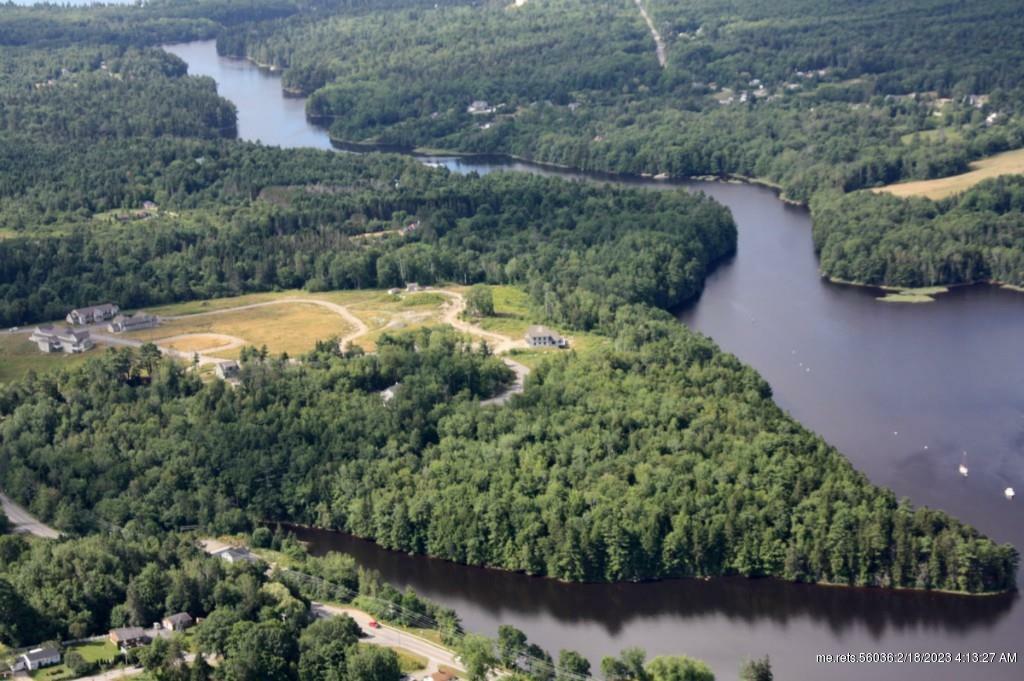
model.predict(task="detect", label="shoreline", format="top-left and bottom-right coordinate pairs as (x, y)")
top-left (276, 521), bottom-right (1015, 599)
top-left (827, 276), bottom-right (1024, 301)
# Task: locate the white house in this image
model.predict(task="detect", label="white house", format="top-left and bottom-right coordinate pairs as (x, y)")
top-left (20, 647), bottom-right (62, 671)
top-left (524, 325), bottom-right (567, 348)
top-left (29, 326), bottom-right (94, 353)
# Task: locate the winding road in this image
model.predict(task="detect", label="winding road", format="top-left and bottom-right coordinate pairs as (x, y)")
top-left (436, 291), bottom-right (532, 405)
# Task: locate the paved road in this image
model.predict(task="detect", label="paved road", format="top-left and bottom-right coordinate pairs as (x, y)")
top-left (634, 0), bottom-right (667, 67)
top-left (0, 492), bottom-right (59, 538)
top-left (312, 602), bottom-right (463, 674)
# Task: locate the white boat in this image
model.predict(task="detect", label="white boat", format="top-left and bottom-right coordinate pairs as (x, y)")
top-left (1005, 487), bottom-right (1015, 500)
top-left (959, 452), bottom-right (969, 477)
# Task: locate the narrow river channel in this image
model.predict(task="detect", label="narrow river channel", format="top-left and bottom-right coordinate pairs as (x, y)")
top-left (165, 40), bottom-right (1024, 681)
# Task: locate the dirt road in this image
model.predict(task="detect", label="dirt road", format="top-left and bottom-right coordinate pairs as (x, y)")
top-left (634, 0), bottom-right (667, 67)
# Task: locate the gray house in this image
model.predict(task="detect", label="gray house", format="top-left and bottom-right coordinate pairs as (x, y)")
top-left (29, 326), bottom-right (94, 353)
top-left (66, 303), bottom-right (120, 325)
top-left (16, 647), bottom-right (61, 672)
top-left (215, 360), bottom-right (241, 380)
top-left (162, 612), bottom-right (194, 631)
top-left (212, 546), bottom-right (260, 564)
top-left (109, 626), bottom-right (149, 650)
top-left (524, 325), bottom-right (567, 348)
top-left (108, 313), bottom-right (158, 333)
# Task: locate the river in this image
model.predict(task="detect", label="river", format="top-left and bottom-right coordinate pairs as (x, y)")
top-left (164, 40), bottom-right (1024, 681)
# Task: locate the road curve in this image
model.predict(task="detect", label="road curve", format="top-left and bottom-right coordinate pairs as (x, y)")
top-left (162, 298), bottom-right (369, 347)
top-left (435, 291), bottom-right (531, 404)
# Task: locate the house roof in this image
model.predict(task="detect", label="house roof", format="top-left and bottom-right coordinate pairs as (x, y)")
top-left (163, 612), bottom-right (193, 625)
top-left (525, 325), bottom-right (559, 339)
top-left (431, 671), bottom-right (457, 681)
top-left (110, 626), bottom-right (147, 640)
top-left (22, 648), bottom-right (60, 663)
top-left (213, 546), bottom-right (258, 562)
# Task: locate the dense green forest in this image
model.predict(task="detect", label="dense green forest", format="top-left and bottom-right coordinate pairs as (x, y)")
top-left (0, 138), bottom-right (733, 327)
top-left (0, 0), bottom-right (1018, 633)
top-left (813, 177), bottom-right (1024, 287)
top-left (0, 324), bottom-right (1017, 593)
top-left (212, 0), bottom-right (1024, 287)
top-left (0, 44), bottom-right (236, 140)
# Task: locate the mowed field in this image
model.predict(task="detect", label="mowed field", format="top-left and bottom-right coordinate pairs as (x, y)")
top-left (873, 147), bottom-right (1024, 200)
top-left (129, 301), bottom-right (357, 359)
top-left (0, 334), bottom-right (107, 383)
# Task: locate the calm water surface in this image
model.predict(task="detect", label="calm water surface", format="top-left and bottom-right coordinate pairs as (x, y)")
top-left (166, 40), bottom-right (1024, 681)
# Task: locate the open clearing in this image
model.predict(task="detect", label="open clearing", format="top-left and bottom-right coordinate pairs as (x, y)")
top-left (873, 147), bottom-right (1024, 200)
top-left (129, 301), bottom-right (356, 359)
top-left (0, 334), bottom-right (107, 383)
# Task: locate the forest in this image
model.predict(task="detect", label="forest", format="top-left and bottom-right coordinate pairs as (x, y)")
top-left (0, 135), bottom-right (734, 328)
top-left (0, 0), bottom-right (1019, 658)
top-left (211, 0), bottom-right (1024, 287)
top-left (0, 323), bottom-right (1017, 594)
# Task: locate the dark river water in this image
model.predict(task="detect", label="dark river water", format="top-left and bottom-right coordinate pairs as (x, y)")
top-left (165, 40), bottom-right (1024, 681)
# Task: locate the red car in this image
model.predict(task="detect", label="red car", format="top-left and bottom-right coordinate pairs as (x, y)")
top-left (368, 620), bottom-right (380, 629)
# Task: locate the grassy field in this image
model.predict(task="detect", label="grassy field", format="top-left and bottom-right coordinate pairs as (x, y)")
top-left (478, 285), bottom-right (611, 369)
top-left (0, 334), bottom-right (105, 384)
top-left (874, 147), bottom-right (1024, 200)
top-left (129, 302), bottom-right (355, 358)
top-left (27, 640), bottom-right (119, 680)
top-left (392, 647), bottom-right (430, 673)
top-left (899, 126), bottom-right (964, 146)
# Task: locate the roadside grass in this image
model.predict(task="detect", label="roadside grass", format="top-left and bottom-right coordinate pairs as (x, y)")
top-left (0, 334), bottom-right (104, 384)
top-left (128, 303), bottom-right (354, 358)
top-left (392, 647), bottom-right (429, 673)
top-left (873, 147), bottom-right (1024, 200)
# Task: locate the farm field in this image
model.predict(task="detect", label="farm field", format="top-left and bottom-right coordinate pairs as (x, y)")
top-left (873, 147), bottom-right (1024, 199)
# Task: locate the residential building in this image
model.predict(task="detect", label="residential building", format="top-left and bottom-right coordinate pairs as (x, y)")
top-left (109, 627), bottom-right (149, 649)
top-left (215, 360), bottom-right (241, 380)
top-left (212, 546), bottom-right (260, 564)
top-left (524, 325), bottom-right (567, 348)
top-left (380, 382), bottom-right (401, 403)
top-left (19, 647), bottom-right (61, 671)
top-left (108, 313), bottom-right (158, 333)
top-left (466, 100), bottom-right (494, 115)
top-left (29, 326), bottom-right (94, 353)
top-left (66, 303), bottom-right (119, 325)
top-left (162, 612), bottom-right (194, 631)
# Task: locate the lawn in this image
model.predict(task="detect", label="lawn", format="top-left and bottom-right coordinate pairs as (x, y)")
top-left (873, 146), bottom-right (1024, 199)
top-left (0, 334), bottom-right (104, 384)
top-left (28, 640), bottom-right (119, 680)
